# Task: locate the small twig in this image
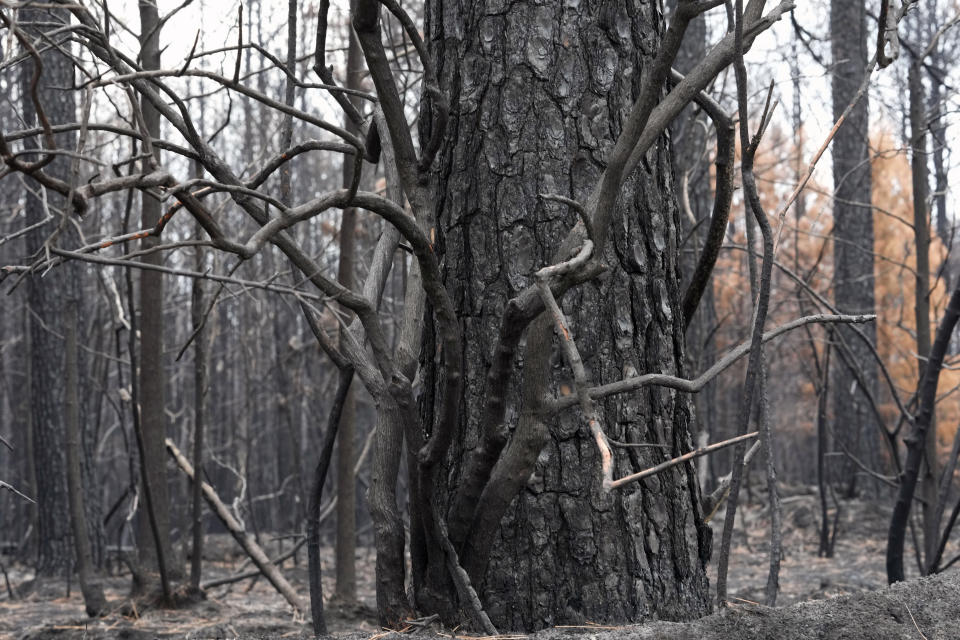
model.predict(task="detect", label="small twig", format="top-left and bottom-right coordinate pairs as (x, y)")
top-left (0, 214), bottom-right (53, 250)
top-left (175, 261), bottom-right (243, 361)
top-left (607, 438), bottom-right (669, 449)
top-left (539, 193), bottom-right (593, 242)
top-left (0, 480), bottom-right (36, 504)
top-left (232, 4), bottom-right (242, 85)
top-left (771, 53), bottom-right (876, 256)
top-left (178, 31), bottom-right (200, 76)
top-left (403, 614), bottom-right (439, 628)
top-left (610, 432), bottom-right (759, 490)
top-left (903, 600), bottom-right (928, 640)
top-left (703, 440), bottom-right (762, 522)
top-left (201, 537), bottom-right (307, 590)
top-left (546, 313), bottom-right (875, 412)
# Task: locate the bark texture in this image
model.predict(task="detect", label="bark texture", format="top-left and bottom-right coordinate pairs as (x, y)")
top-left (65, 292), bottom-right (108, 615)
top-left (830, 0), bottom-right (879, 494)
top-left (135, 0), bottom-right (175, 584)
top-left (19, 6), bottom-right (78, 578)
top-left (425, 1), bottom-right (710, 630)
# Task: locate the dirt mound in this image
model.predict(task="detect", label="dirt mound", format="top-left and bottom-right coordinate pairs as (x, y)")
top-left (580, 569), bottom-right (960, 640)
top-left (347, 570), bottom-right (960, 640)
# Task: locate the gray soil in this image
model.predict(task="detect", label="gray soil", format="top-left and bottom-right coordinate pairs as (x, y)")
top-left (4, 495), bottom-right (960, 639)
top-left (533, 570), bottom-right (960, 640)
top-left (335, 570), bottom-right (960, 640)
top-left (7, 565), bottom-right (959, 640)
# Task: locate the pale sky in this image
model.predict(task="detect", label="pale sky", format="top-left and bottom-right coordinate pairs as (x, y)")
top-left (106, 1), bottom-right (959, 229)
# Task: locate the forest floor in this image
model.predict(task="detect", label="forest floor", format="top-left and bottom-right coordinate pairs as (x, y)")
top-left (2, 487), bottom-right (958, 639)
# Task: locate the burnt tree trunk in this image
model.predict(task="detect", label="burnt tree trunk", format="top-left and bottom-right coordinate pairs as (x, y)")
top-left (134, 0), bottom-right (175, 592)
top-left (65, 288), bottom-right (108, 615)
top-left (334, 26), bottom-right (363, 604)
top-left (830, 0), bottom-right (879, 496)
top-left (908, 58), bottom-right (937, 569)
top-left (19, 5), bottom-right (77, 578)
top-left (423, 1), bottom-right (710, 630)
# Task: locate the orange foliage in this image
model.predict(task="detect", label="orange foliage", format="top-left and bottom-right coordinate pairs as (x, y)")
top-left (705, 125), bottom-right (959, 455)
top-left (872, 131), bottom-right (960, 448)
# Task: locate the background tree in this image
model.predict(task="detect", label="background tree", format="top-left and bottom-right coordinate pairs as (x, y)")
top-left (334, 24), bottom-right (364, 605)
top-left (132, 0), bottom-right (175, 596)
top-left (830, 0), bottom-right (879, 496)
top-left (17, 4), bottom-right (79, 579)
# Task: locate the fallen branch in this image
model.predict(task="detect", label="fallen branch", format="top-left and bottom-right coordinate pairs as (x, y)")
top-left (165, 438), bottom-right (306, 614)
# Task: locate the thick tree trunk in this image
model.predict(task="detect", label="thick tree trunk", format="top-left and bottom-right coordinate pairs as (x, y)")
top-left (19, 6), bottom-right (77, 579)
top-left (424, 1), bottom-right (710, 630)
top-left (830, 0), bottom-right (879, 496)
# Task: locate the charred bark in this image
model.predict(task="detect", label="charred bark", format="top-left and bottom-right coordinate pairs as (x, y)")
top-left (19, 5), bottom-right (77, 579)
top-left (424, 1), bottom-right (710, 630)
top-left (830, 0), bottom-right (879, 496)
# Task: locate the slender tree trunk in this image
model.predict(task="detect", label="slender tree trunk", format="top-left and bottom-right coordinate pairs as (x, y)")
top-left (334, 26), bottom-right (363, 604)
top-left (817, 339), bottom-right (834, 557)
top-left (908, 60), bottom-right (937, 570)
top-left (190, 231), bottom-right (207, 591)
top-left (744, 197), bottom-right (781, 606)
top-left (888, 285), bottom-right (960, 583)
top-left (277, 0), bottom-right (305, 551)
top-left (928, 49), bottom-right (950, 253)
top-left (333, 282), bottom-right (358, 602)
top-left (369, 394), bottom-right (410, 623)
top-left (65, 292), bottom-right (108, 616)
top-left (308, 366), bottom-right (354, 636)
top-left (135, 0), bottom-right (175, 587)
